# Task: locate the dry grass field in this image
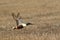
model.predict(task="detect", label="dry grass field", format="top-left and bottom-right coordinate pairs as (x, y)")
top-left (0, 0), bottom-right (60, 40)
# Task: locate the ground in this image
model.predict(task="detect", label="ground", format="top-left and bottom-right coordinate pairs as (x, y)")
top-left (0, 0), bottom-right (60, 40)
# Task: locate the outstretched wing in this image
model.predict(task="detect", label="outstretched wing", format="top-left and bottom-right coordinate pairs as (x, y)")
top-left (17, 12), bottom-right (22, 19)
top-left (16, 12), bottom-right (20, 18)
top-left (12, 13), bottom-right (17, 20)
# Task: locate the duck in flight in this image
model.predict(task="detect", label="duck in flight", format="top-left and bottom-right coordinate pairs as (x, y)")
top-left (12, 13), bottom-right (32, 29)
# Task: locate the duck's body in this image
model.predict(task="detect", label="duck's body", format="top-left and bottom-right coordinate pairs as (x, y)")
top-left (12, 23), bottom-right (32, 29)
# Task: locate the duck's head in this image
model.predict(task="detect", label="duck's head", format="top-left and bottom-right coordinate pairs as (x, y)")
top-left (26, 23), bottom-right (33, 26)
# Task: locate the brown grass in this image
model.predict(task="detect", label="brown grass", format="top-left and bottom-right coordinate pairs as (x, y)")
top-left (0, 0), bottom-right (60, 40)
